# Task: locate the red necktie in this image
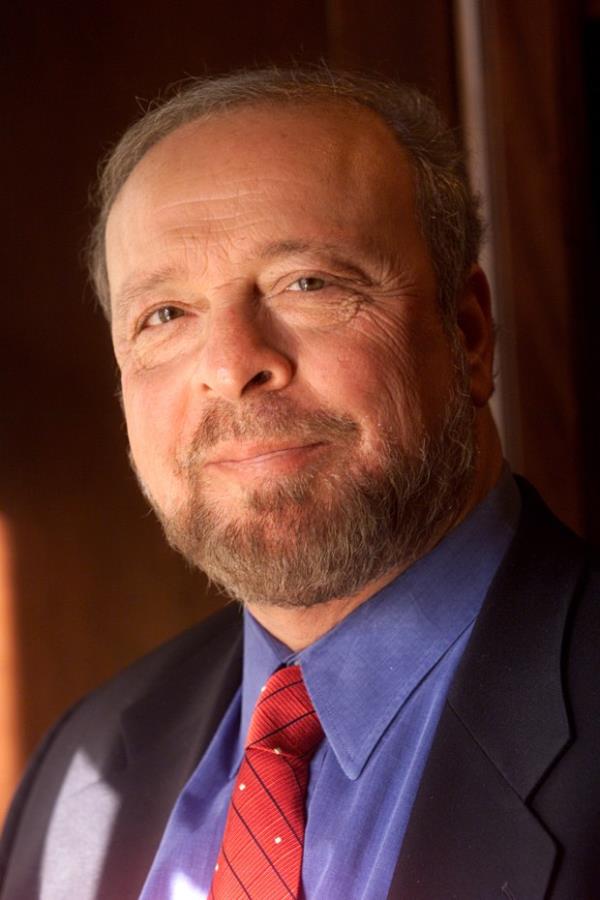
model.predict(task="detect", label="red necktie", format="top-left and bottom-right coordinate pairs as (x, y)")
top-left (210, 664), bottom-right (324, 899)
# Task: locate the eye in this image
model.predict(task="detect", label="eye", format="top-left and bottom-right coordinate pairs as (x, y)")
top-left (289, 276), bottom-right (327, 292)
top-left (142, 305), bottom-right (185, 328)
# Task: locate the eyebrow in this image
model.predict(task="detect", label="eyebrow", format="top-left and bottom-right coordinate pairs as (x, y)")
top-left (113, 265), bottom-right (184, 319)
top-left (113, 239), bottom-right (373, 317)
top-left (256, 239), bottom-right (373, 283)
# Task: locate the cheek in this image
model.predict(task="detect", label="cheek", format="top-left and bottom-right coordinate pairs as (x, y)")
top-left (299, 314), bottom-right (453, 453)
top-left (121, 367), bottom-right (191, 506)
top-left (300, 333), bottom-right (423, 448)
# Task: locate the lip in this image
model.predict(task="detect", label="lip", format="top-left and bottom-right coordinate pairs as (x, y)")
top-left (204, 441), bottom-right (325, 468)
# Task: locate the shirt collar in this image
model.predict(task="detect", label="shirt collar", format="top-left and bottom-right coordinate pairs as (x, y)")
top-left (239, 469), bottom-right (520, 780)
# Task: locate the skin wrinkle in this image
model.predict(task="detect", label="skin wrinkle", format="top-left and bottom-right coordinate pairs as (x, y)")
top-left (108, 101), bottom-right (501, 650)
top-left (117, 266), bottom-right (427, 368)
top-left (90, 82), bottom-right (485, 328)
top-left (115, 243), bottom-right (375, 319)
top-left (110, 159), bottom-right (417, 339)
top-left (119, 274), bottom-right (380, 374)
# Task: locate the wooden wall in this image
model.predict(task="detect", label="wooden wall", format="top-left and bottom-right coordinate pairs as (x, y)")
top-left (476, 0), bottom-right (595, 536)
top-left (2, 0), bottom-right (596, 814)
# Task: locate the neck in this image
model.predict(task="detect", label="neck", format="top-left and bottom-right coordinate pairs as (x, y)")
top-left (247, 566), bottom-right (407, 652)
top-left (248, 408), bottom-right (504, 652)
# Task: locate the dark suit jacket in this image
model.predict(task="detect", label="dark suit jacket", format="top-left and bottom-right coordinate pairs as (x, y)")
top-left (1, 481), bottom-right (599, 899)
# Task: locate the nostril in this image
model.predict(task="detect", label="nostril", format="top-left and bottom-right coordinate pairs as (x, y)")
top-left (250, 370), bottom-right (272, 387)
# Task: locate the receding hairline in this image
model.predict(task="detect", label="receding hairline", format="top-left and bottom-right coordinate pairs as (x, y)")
top-left (89, 66), bottom-right (483, 325)
top-left (108, 94), bottom-right (410, 215)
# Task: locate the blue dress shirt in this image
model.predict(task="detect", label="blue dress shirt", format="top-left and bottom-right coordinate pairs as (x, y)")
top-left (140, 472), bottom-right (520, 899)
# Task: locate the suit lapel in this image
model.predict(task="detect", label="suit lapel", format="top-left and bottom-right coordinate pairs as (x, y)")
top-left (93, 605), bottom-right (243, 899)
top-left (387, 482), bottom-right (585, 899)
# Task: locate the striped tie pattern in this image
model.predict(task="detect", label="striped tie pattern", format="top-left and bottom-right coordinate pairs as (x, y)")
top-left (210, 664), bottom-right (324, 899)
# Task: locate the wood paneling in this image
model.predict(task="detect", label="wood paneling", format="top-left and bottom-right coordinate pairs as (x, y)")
top-left (326, 0), bottom-right (458, 120)
top-left (476, 0), bottom-right (591, 535)
top-left (0, 519), bottom-right (19, 820)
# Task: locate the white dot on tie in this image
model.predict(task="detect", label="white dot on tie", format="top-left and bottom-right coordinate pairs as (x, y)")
top-left (260, 685), bottom-right (267, 692)
top-left (274, 836), bottom-right (282, 844)
top-left (239, 783), bottom-right (246, 791)
top-left (274, 747), bottom-right (282, 755)
top-left (215, 864), bottom-right (219, 871)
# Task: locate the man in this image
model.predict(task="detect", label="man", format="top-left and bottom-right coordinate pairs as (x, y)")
top-left (1, 67), bottom-right (598, 899)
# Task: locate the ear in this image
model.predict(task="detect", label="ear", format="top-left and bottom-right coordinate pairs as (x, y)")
top-left (454, 265), bottom-right (495, 407)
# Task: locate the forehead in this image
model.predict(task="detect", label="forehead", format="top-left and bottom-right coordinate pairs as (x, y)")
top-left (125, 99), bottom-right (410, 185)
top-left (105, 101), bottom-right (421, 299)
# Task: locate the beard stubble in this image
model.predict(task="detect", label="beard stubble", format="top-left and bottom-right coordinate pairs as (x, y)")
top-left (142, 347), bottom-right (476, 609)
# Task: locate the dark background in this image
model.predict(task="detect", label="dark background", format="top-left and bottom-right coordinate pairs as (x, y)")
top-left (2, 0), bottom-right (598, 799)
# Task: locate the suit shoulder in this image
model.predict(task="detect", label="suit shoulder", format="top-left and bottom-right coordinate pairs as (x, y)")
top-left (512, 477), bottom-right (597, 575)
top-left (20, 602), bottom-right (244, 768)
top-left (0, 605), bottom-right (244, 896)
top-left (2, 603), bottom-right (243, 833)
top-left (76, 601), bottom-right (244, 719)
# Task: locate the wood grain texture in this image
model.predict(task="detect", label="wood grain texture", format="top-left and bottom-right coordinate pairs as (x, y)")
top-left (478, 0), bottom-right (587, 533)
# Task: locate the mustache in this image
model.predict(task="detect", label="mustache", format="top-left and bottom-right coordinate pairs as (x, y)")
top-left (181, 396), bottom-right (360, 469)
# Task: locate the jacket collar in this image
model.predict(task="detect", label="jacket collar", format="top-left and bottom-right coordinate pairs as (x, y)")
top-left (388, 480), bottom-right (585, 898)
top-left (119, 603), bottom-right (243, 767)
top-left (447, 479), bottom-right (580, 800)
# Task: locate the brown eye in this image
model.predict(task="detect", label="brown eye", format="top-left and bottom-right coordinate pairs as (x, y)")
top-left (291, 276), bottom-right (326, 292)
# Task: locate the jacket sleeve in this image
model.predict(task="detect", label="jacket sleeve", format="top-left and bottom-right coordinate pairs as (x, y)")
top-left (0, 700), bottom-right (83, 892)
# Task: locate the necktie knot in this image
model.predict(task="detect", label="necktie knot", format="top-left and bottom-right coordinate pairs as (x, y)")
top-left (246, 665), bottom-right (324, 761)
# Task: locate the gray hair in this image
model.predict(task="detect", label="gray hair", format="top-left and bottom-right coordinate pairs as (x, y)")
top-left (88, 65), bottom-right (483, 324)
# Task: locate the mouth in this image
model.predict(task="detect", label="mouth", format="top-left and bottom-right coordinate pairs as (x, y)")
top-left (203, 441), bottom-right (327, 475)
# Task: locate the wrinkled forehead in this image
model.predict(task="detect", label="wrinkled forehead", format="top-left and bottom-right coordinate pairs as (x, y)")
top-left (104, 101), bottom-right (426, 319)
top-left (109, 100), bottom-right (417, 227)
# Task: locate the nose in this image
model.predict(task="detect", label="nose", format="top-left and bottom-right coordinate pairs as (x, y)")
top-left (194, 304), bottom-right (294, 401)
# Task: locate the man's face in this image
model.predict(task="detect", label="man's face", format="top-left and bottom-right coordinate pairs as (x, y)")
top-left (107, 102), bottom-right (481, 607)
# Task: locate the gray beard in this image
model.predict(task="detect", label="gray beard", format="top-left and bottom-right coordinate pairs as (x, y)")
top-left (142, 353), bottom-right (476, 609)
